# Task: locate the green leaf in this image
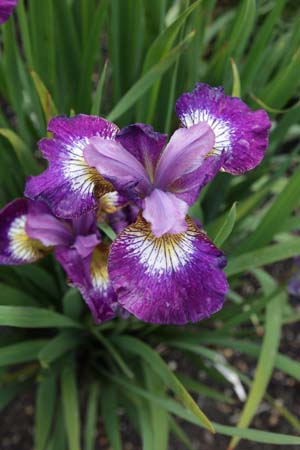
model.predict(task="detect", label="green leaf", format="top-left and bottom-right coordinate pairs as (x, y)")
top-left (198, 337), bottom-right (300, 380)
top-left (213, 202), bottom-right (237, 247)
top-left (210, 0), bottom-right (256, 83)
top-left (30, 70), bottom-right (58, 123)
top-left (35, 372), bottom-right (57, 450)
top-left (62, 288), bottom-right (84, 320)
top-left (260, 49), bottom-right (300, 109)
top-left (178, 373), bottom-right (234, 404)
top-left (0, 128), bottom-right (38, 174)
top-left (0, 282), bottom-right (38, 306)
top-left (100, 384), bottom-right (123, 450)
top-left (230, 58), bottom-right (241, 97)
top-left (236, 171), bottom-right (300, 253)
top-left (0, 306), bottom-right (82, 329)
top-left (144, 365), bottom-right (169, 450)
top-left (113, 335), bottom-right (214, 433)
top-left (0, 339), bottom-right (47, 367)
top-left (98, 222), bottom-right (117, 241)
top-left (84, 382), bottom-right (100, 450)
top-left (226, 238), bottom-right (300, 276)
top-left (61, 360), bottom-right (80, 450)
top-left (229, 272), bottom-right (284, 449)
top-left (38, 332), bottom-right (82, 368)
top-left (91, 60), bottom-right (109, 116)
top-left (107, 31), bottom-right (195, 122)
top-left (76, 0), bottom-right (108, 111)
top-left (169, 418), bottom-right (194, 450)
top-left (105, 372), bottom-right (300, 445)
top-left (91, 329), bottom-right (134, 379)
top-left (241, 0), bottom-right (287, 90)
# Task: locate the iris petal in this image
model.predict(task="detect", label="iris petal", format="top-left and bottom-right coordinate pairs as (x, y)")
top-left (0, 199), bottom-right (50, 265)
top-left (0, 0), bottom-right (18, 25)
top-left (25, 115), bottom-right (118, 218)
top-left (109, 215), bottom-right (228, 325)
top-left (55, 243), bottom-right (116, 323)
top-left (84, 136), bottom-right (150, 198)
top-left (142, 189), bottom-right (188, 237)
top-left (154, 122), bottom-right (215, 190)
top-left (176, 83), bottom-right (271, 175)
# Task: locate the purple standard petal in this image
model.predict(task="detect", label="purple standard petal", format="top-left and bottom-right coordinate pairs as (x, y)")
top-left (116, 124), bottom-right (167, 182)
top-left (84, 136), bottom-right (151, 199)
top-left (0, 199), bottom-right (50, 265)
top-left (142, 189), bottom-right (189, 236)
top-left (154, 122), bottom-right (215, 191)
top-left (176, 83), bottom-right (271, 175)
top-left (25, 115), bottom-right (118, 218)
top-left (0, 0), bottom-right (18, 25)
top-left (26, 200), bottom-right (73, 246)
top-left (109, 216), bottom-right (228, 324)
top-left (55, 244), bottom-right (116, 323)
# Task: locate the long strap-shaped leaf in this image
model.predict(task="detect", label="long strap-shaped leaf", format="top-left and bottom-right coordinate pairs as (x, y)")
top-left (228, 269), bottom-right (284, 449)
top-left (112, 334), bottom-right (215, 433)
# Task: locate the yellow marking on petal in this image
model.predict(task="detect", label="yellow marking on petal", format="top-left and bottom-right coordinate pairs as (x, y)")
top-left (122, 216), bottom-right (202, 275)
top-left (8, 215), bottom-right (50, 262)
top-left (99, 191), bottom-right (124, 214)
top-left (90, 244), bottom-right (110, 289)
top-left (205, 148), bottom-right (218, 158)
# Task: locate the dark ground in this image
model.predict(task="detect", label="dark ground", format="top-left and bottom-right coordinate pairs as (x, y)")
top-left (0, 321), bottom-right (299, 450)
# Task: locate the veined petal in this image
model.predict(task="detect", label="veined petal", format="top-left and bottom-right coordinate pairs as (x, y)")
top-left (55, 244), bottom-right (116, 323)
top-left (25, 115), bottom-right (118, 218)
top-left (176, 83), bottom-right (271, 175)
top-left (116, 124), bottom-right (167, 182)
top-left (99, 191), bottom-right (128, 214)
top-left (154, 122), bottom-right (215, 190)
top-left (142, 189), bottom-right (188, 236)
top-left (84, 136), bottom-right (151, 198)
top-left (26, 200), bottom-right (73, 246)
top-left (0, 0), bottom-right (18, 25)
top-left (109, 216), bottom-right (228, 325)
top-left (0, 199), bottom-right (50, 265)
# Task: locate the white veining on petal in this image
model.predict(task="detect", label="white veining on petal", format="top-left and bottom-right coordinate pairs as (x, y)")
top-left (182, 110), bottom-right (232, 155)
top-left (8, 215), bottom-right (45, 261)
top-left (62, 137), bottom-right (96, 196)
top-left (123, 226), bottom-right (197, 275)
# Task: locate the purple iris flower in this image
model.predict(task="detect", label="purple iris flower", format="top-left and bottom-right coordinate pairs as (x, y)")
top-left (84, 122), bottom-right (216, 236)
top-left (0, 198), bottom-right (117, 322)
top-left (83, 122), bottom-right (229, 324)
top-left (25, 115), bottom-right (120, 218)
top-left (176, 83), bottom-right (271, 179)
top-left (0, 0), bottom-right (18, 25)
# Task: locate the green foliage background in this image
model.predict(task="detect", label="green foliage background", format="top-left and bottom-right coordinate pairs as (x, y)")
top-left (0, 1), bottom-right (300, 449)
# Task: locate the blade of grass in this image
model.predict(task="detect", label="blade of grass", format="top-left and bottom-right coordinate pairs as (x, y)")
top-left (61, 359), bottom-right (80, 450)
top-left (84, 382), bottom-right (100, 450)
top-left (226, 238), bottom-right (300, 276)
top-left (0, 306), bottom-right (82, 329)
top-left (107, 31), bottom-right (195, 122)
top-left (112, 335), bottom-right (215, 433)
top-left (100, 383), bottom-right (123, 450)
top-left (214, 202), bottom-right (237, 247)
top-left (35, 371), bottom-right (57, 450)
top-left (228, 271), bottom-right (284, 449)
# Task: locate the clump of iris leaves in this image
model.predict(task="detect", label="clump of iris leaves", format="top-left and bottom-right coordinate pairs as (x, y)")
top-left (1, 1), bottom-right (300, 450)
